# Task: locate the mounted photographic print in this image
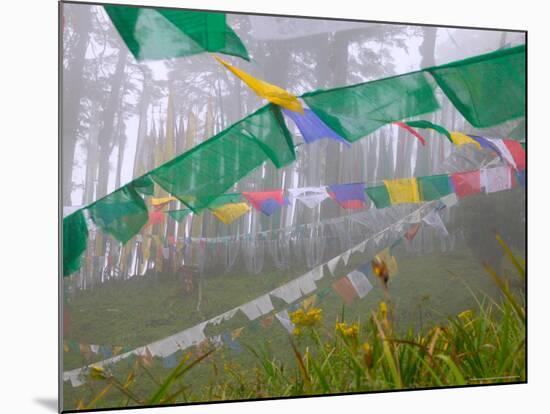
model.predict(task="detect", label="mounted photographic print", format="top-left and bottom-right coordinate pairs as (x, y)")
top-left (60, 1), bottom-right (526, 411)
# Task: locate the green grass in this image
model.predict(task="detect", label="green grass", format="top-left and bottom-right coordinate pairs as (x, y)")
top-left (62, 240), bottom-right (525, 410)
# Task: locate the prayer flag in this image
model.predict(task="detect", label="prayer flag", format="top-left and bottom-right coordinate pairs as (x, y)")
top-left (287, 187), bottom-right (329, 209)
top-left (516, 169), bottom-right (525, 187)
top-left (275, 310), bottom-right (295, 333)
top-left (148, 210), bottom-right (165, 225)
top-left (214, 56), bottom-right (303, 113)
top-left (450, 170), bottom-right (481, 198)
top-left (417, 174), bottom-right (453, 201)
top-left (365, 185), bottom-right (392, 209)
top-left (450, 132), bottom-right (481, 149)
top-left (426, 45), bottom-right (525, 128)
top-left (283, 108), bottom-right (350, 146)
top-left (440, 192), bottom-right (459, 208)
top-left (104, 5), bottom-right (249, 61)
top-left (328, 183), bottom-right (367, 209)
top-left (302, 71), bottom-right (440, 142)
top-left (422, 209), bottom-right (449, 237)
top-left (167, 209), bottom-right (190, 222)
top-left (151, 196), bottom-right (178, 207)
top-left (210, 202), bottom-right (250, 224)
top-left (383, 178), bottom-right (420, 204)
top-left (332, 276), bottom-right (358, 305)
top-left (481, 166), bottom-right (513, 193)
top-left (487, 138), bottom-right (517, 168)
top-left (242, 190), bottom-right (286, 216)
top-left (503, 139), bottom-right (526, 170)
top-left (63, 210), bottom-right (89, 276)
top-left (346, 270), bottom-right (373, 299)
top-left (88, 185), bottom-right (149, 244)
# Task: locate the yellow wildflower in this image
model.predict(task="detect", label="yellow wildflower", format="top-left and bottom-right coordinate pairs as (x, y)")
top-left (458, 309), bottom-right (474, 321)
top-left (292, 327), bottom-right (302, 336)
top-left (336, 321), bottom-right (359, 339)
top-left (290, 307), bottom-right (322, 327)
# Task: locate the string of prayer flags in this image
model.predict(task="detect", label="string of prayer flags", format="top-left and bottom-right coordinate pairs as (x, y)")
top-left (418, 174), bottom-right (453, 201)
top-left (481, 166), bottom-right (513, 193)
top-left (167, 209), bottom-right (191, 222)
top-left (87, 185), bottom-right (149, 244)
top-left (214, 56), bottom-right (303, 113)
top-left (287, 187), bottom-right (329, 209)
top-left (104, 5), bottom-right (250, 61)
top-left (383, 178), bottom-right (420, 204)
top-left (210, 202), bottom-right (250, 224)
top-left (283, 108), bottom-right (350, 146)
top-left (404, 222), bottom-right (422, 241)
top-left (332, 276), bottom-right (359, 305)
top-left (422, 209), bottom-right (449, 238)
top-left (450, 170), bottom-right (481, 198)
top-left (394, 121), bottom-right (426, 145)
top-left (404, 120), bottom-right (452, 142)
top-left (242, 190), bottom-right (287, 216)
top-left (63, 210), bottom-right (89, 276)
top-left (346, 270), bottom-right (373, 299)
top-left (302, 71), bottom-right (440, 142)
top-left (426, 45), bottom-right (525, 128)
top-left (328, 183), bottom-right (367, 209)
top-left (449, 132), bottom-right (481, 149)
top-left (365, 185), bottom-right (392, 209)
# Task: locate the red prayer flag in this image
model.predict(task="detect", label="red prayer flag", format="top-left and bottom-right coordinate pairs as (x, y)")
top-left (332, 277), bottom-right (358, 305)
top-left (394, 121), bottom-right (427, 146)
top-left (242, 190), bottom-right (285, 211)
top-left (450, 170), bottom-right (481, 198)
top-left (503, 139), bottom-right (526, 170)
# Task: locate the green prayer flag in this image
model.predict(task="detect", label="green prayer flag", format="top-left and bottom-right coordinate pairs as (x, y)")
top-left (104, 5), bottom-right (249, 61)
top-left (365, 185), bottom-right (391, 209)
top-left (132, 175), bottom-right (155, 196)
top-left (302, 72), bottom-right (440, 142)
top-left (167, 209), bottom-right (191, 222)
top-left (87, 185), bottom-right (148, 244)
top-left (426, 45), bottom-right (525, 128)
top-left (405, 120), bottom-right (452, 142)
top-left (417, 174), bottom-right (453, 201)
top-left (150, 105), bottom-right (295, 212)
top-left (63, 210), bottom-right (89, 277)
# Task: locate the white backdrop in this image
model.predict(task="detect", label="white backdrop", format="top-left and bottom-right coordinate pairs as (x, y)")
top-left (0, 0), bottom-right (545, 413)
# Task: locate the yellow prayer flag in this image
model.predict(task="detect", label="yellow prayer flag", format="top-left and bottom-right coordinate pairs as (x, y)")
top-left (375, 248), bottom-right (399, 276)
top-left (210, 202), bottom-right (251, 225)
top-left (151, 196), bottom-right (178, 207)
top-left (384, 178), bottom-right (420, 204)
top-left (213, 55), bottom-right (304, 113)
top-left (450, 132), bottom-right (481, 149)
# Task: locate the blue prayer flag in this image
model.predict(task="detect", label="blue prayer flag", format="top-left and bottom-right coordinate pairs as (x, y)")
top-left (283, 108), bottom-right (350, 146)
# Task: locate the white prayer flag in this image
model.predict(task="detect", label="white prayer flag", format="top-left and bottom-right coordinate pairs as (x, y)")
top-left (488, 138), bottom-right (517, 169)
top-left (288, 187), bottom-right (329, 209)
top-left (297, 273), bottom-right (317, 295)
top-left (481, 166), bottom-right (513, 194)
top-left (275, 310), bottom-right (295, 333)
top-left (240, 301), bottom-right (262, 320)
top-left (346, 270), bottom-right (373, 299)
top-left (255, 294), bottom-right (275, 315)
top-left (271, 280), bottom-right (302, 304)
top-left (422, 209), bottom-right (449, 237)
top-left (148, 337), bottom-right (179, 357)
top-left (327, 256), bottom-right (341, 276)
